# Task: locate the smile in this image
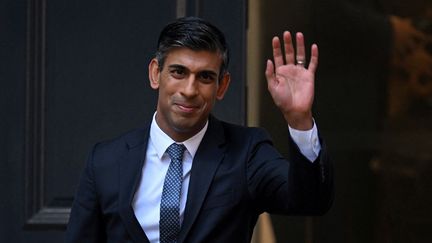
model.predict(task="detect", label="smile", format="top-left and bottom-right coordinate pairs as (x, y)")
top-left (175, 103), bottom-right (200, 113)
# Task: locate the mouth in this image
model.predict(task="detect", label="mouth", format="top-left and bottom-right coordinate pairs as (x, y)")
top-left (175, 102), bottom-right (200, 114)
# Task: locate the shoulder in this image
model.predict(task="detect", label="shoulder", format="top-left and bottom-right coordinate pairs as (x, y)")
top-left (90, 125), bottom-right (149, 160)
top-left (210, 116), bottom-right (273, 144)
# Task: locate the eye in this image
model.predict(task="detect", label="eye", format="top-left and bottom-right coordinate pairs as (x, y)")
top-left (170, 68), bottom-right (186, 79)
top-left (198, 72), bottom-right (217, 83)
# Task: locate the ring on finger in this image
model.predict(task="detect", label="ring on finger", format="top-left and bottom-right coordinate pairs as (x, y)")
top-left (296, 60), bottom-right (306, 66)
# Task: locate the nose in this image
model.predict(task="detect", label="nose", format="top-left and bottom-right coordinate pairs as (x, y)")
top-left (181, 75), bottom-right (198, 97)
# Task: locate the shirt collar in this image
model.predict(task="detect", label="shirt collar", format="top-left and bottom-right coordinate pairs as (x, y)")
top-left (149, 112), bottom-right (208, 160)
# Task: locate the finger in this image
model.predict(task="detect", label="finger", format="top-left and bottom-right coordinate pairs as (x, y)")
top-left (265, 59), bottom-right (276, 86)
top-left (307, 43), bottom-right (319, 73)
top-left (283, 31), bottom-right (295, 65)
top-left (272, 36), bottom-right (284, 68)
top-left (296, 32), bottom-right (306, 66)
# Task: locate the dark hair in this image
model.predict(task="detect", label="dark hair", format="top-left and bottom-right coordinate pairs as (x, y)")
top-left (155, 16), bottom-right (229, 80)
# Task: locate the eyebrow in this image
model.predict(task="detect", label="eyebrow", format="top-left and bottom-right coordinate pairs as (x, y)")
top-left (168, 64), bottom-right (186, 70)
top-left (168, 64), bottom-right (218, 77)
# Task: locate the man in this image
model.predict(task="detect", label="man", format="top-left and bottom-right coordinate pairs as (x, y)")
top-left (66, 16), bottom-right (333, 243)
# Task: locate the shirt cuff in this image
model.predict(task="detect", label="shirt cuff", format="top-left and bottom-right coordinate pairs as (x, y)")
top-left (288, 120), bottom-right (321, 162)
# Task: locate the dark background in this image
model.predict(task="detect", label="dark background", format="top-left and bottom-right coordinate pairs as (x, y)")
top-left (2, 0), bottom-right (432, 242)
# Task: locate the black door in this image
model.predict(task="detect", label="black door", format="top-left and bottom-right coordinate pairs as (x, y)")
top-left (0, 0), bottom-right (246, 241)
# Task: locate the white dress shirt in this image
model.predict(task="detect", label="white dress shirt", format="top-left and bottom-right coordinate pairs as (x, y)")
top-left (132, 113), bottom-right (321, 242)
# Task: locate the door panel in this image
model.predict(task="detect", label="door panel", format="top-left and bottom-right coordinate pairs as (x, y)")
top-left (0, 0), bottom-right (246, 241)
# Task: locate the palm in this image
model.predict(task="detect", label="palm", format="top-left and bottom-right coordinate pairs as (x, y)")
top-left (270, 64), bottom-right (315, 114)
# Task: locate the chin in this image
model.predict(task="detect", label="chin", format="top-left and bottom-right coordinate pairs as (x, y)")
top-left (172, 118), bottom-right (205, 134)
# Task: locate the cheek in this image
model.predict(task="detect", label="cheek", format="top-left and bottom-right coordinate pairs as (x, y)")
top-left (202, 88), bottom-right (218, 102)
top-left (158, 81), bottom-right (177, 98)
top-left (202, 93), bottom-right (219, 112)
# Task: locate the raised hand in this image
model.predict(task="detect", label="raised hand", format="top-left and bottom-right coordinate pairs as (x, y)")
top-left (265, 31), bottom-right (318, 130)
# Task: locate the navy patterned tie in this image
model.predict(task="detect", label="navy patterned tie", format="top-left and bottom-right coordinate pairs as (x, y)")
top-left (160, 143), bottom-right (186, 243)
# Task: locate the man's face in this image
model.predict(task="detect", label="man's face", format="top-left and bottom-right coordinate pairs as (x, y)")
top-left (149, 48), bottom-right (230, 141)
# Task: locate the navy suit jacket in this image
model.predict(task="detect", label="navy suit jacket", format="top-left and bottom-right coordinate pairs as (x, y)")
top-left (65, 116), bottom-right (333, 243)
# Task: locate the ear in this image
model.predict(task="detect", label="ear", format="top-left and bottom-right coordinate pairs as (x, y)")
top-left (149, 58), bottom-right (160, 90)
top-left (216, 72), bottom-right (231, 100)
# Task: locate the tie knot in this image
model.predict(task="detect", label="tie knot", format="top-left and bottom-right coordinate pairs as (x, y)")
top-left (166, 143), bottom-right (185, 161)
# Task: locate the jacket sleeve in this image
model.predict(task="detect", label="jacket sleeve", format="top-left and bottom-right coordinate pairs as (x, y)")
top-left (247, 128), bottom-right (333, 216)
top-left (65, 144), bottom-right (106, 242)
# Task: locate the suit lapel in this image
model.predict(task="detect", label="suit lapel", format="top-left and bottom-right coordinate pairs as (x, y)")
top-left (179, 116), bottom-right (226, 242)
top-left (118, 126), bottom-right (150, 243)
